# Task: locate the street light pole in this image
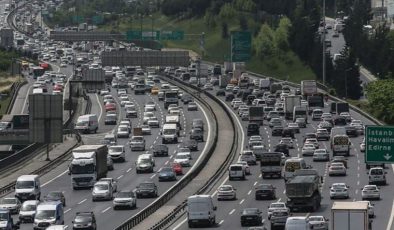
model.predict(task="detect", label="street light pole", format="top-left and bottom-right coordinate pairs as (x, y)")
top-left (322, 0), bottom-right (326, 86)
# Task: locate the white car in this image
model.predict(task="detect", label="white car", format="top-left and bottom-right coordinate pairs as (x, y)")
top-left (330, 183), bottom-right (349, 199)
top-left (99, 177), bottom-right (118, 192)
top-left (92, 181), bottom-right (113, 201)
top-left (113, 190), bottom-right (137, 210)
top-left (108, 145), bottom-right (125, 162)
top-left (239, 150), bottom-right (257, 165)
top-left (236, 161), bottom-right (251, 175)
top-left (217, 185), bottom-right (236, 200)
top-left (302, 144), bottom-right (316, 156)
top-left (141, 125), bottom-right (152, 135)
top-left (279, 137), bottom-right (294, 149)
top-left (117, 125), bottom-right (130, 138)
top-left (147, 117), bottom-right (160, 128)
top-left (313, 149), bottom-right (330, 161)
top-left (361, 185), bottom-right (380, 200)
top-left (304, 138), bottom-right (319, 148)
top-left (308, 216), bottom-right (329, 230)
top-left (328, 163), bottom-right (347, 176)
top-left (267, 202), bottom-right (289, 220)
top-left (174, 152), bottom-right (191, 167)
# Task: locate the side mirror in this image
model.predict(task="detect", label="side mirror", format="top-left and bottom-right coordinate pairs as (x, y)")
top-left (72, 221), bottom-right (74, 224)
top-left (213, 206), bottom-right (217, 211)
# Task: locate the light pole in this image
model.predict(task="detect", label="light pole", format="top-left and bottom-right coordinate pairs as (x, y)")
top-left (322, 0), bottom-right (326, 86)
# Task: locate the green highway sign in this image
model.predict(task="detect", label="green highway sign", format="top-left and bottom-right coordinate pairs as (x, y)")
top-left (92, 15), bottom-right (104, 25)
top-left (160, 30), bottom-right (184, 40)
top-left (231, 31), bottom-right (251, 62)
top-left (72, 15), bottom-right (84, 24)
top-left (126, 30), bottom-right (160, 41)
top-left (365, 126), bottom-right (394, 163)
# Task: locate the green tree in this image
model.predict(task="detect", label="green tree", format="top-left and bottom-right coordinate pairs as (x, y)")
top-left (203, 10), bottom-right (217, 28)
top-left (239, 15), bottom-right (248, 31)
top-left (219, 3), bottom-right (236, 19)
top-left (221, 22), bottom-right (229, 39)
top-left (234, 0), bottom-right (256, 12)
top-left (275, 17), bottom-right (291, 51)
top-left (254, 24), bottom-right (276, 59)
top-left (366, 80), bottom-right (394, 124)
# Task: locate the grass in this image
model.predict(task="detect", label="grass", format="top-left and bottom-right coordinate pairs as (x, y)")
top-left (100, 14), bottom-right (316, 83)
top-left (0, 96), bottom-right (11, 117)
top-left (0, 75), bottom-right (20, 94)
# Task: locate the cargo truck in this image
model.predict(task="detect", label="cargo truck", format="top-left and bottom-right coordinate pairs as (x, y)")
top-left (259, 78), bottom-right (271, 90)
top-left (336, 102), bottom-right (349, 114)
top-left (224, 62), bottom-right (232, 74)
top-left (248, 106), bottom-right (264, 125)
top-left (307, 94), bottom-right (324, 114)
top-left (70, 145), bottom-right (108, 189)
top-left (284, 96), bottom-right (301, 120)
top-left (231, 62), bottom-right (245, 84)
top-left (238, 73), bottom-right (250, 89)
top-left (164, 90), bottom-right (179, 109)
top-left (165, 115), bottom-right (181, 130)
top-left (331, 201), bottom-right (371, 230)
top-left (219, 75), bottom-right (231, 88)
top-left (301, 80), bottom-right (317, 99)
top-left (260, 152), bottom-right (282, 178)
top-left (285, 169), bottom-right (321, 212)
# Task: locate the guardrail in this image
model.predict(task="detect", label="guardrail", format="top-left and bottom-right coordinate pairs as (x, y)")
top-left (114, 75), bottom-right (222, 230)
top-left (4, 81), bottom-right (26, 114)
top-left (147, 75), bottom-right (241, 230)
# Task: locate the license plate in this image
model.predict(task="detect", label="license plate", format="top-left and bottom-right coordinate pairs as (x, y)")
top-left (246, 217), bottom-right (253, 220)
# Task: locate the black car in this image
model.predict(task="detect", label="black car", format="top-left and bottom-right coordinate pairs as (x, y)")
top-left (190, 128), bottom-right (204, 142)
top-left (72, 212), bottom-right (96, 230)
top-left (345, 126), bottom-right (358, 137)
top-left (247, 123), bottom-right (260, 136)
top-left (225, 93), bottom-right (235, 101)
top-left (271, 126), bottom-right (283, 136)
top-left (181, 94), bottom-right (193, 104)
top-left (152, 144), bottom-right (169, 157)
top-left (44, 191), bottom-right (66, 206)
top-left (216, 89), bottom-right (226, 96)
top-left (135, 181), bottom-right (158, 198)
top-left (181, 139), bottom-right (198, 151)
top-left (334, 116), bottom-right (347, 126)
top-left (240, 208), bottom-right (263, 227)
top-left (192, 119), bottom-right (204, 131)
top-left (274, 144), bottom-right (289, 157)
top-left (282, 128), bottom-right (295, 139)
top-left (255, 184), bottom-right (276, 200)
top-left (247, 95), bottom-right (256, 105)
top-left (158, 167), bottom-right (177, 181)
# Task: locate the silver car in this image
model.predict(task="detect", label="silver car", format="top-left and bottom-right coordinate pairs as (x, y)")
top-left (113, 190), bottom-right (137, 210)
top-left (361, 185), bottom-right (380, 200)
top-left (92, 181), bottom-right (113, 201)
top-left (330, 183), bottom-right (349, 199)
top-left (217, 185), bottom-right (236, 201)
top-left (19, 200), bottom-right (39, 223)
top-left (313, 149), bottom-right (330, 162)
top-left (308, 216), bottom-right (328, 230)
top-left (0, 197), bottom-right (21, 214)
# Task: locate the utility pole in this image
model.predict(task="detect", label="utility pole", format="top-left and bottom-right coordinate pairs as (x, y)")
top-left (322, 0), bottom-right (326, 86)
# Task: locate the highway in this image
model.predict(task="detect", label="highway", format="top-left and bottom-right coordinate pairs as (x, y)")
top-left (168, 76), bottom-right (393, 230)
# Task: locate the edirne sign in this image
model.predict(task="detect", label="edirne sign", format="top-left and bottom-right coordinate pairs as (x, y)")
top-left (365, 126), bottom-right (394, 163)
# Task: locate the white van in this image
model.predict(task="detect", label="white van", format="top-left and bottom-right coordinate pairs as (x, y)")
top-left (33, 202), bottom-right (64, 229)
top-left (45, 225), bottom-right (67, 230)
top-left (15, 175), bottom-right (41, 201)
top-left (32, 88), bottom-right (43, 94)
top-left (187, 195), bottom-right (216, 228)
top-left (74, 114), bottom-right (98, 134)
top-left (161, 123), bottom-right (178, 144)
top-left (368, 167), bottom-right (386, 185)
top-left (285, 217), bottom-right (309, 230)
top-left (228, 163), bottom-right (246, 180)
top-left (283, 158), bottom-right (308, 181)
top-left (19, 200), bottom-right (40, 223)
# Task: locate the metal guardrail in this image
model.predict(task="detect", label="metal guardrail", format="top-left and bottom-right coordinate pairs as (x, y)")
top-left (114, 75), bottom-right (222, 230)
top-left (147, 75), bottom-right (241, 230)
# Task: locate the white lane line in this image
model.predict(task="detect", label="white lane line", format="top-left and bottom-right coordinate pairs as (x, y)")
top-left (253, 181), bottom-right (258, 186)
top-left (95, 94), bottom-right (103, 121)
top-left (117, 175), bottom-right (123, 180)
top-left (239, 199), bottom-right (245, 204)
top-left (42, 170), bottom-right (68, 187)
top-left (150, 174), bottom-right (156, 179)
top-left (357, 181), bottom-right (360, 185)
top-left (101, 207), bottom-right (111, 213)
top-left (247, 190), bottom-right (252, 195)
top-left (127, 168), bottom-right (132, 173)
top-left (78, 199), bottom-right (87, 204)
top-left (219, 220), bottom-right (224, 225)
top-left (165, 160), bottom-right (169, 165)
top-left (277, 198), bottom-right (281, 202)
top-left (229, 209), bottom-right (235, 215)
top-left (65, 208), bottom-right (71, 213)
top-left (355, 190), bottom-right (359, 194)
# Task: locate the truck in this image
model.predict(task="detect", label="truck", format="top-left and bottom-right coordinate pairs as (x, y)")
top-left (300, 80), bottom-right (318, 98)
top-left (331, 202), bottom-right (370, 230)
top-left (238, 73), bottom-right (250, 89)
top-left (270, 83), bottom-right (282, 94)
top-left (307, 94), bottom-right (324, 114)
top-left (219, 75), bottom-right (231, 88)
top-left (331, 135), bottom-right (350, 156)
top-left (232, 62), bottom-right (245, 84)
top-left (285, 169), bottom-right (322, 212)
top-left (224, 62), bottom-right (232, 73)
top-left (187, 195), bottom-right (216, 228)
top-left (69, 145), bottom-right (108, 189)
top-left (284, 96), bottom-right (301, 120)
top-left (259, 78), bottom-right (271, 90)
top-left (260, 152), bottom-right (282, 178)
top-left (249, 106), bottom-right (264, 125)
top-left (165, 115), bottom-right (181, 130)
top-left (197, 63), bottom-right (209, 78)
top-left (164, 90), bottom-right (179, 109)
top-left (336, 102), bottom-right (349, 114)
top-left (133, 127), bottom-right (143, 136)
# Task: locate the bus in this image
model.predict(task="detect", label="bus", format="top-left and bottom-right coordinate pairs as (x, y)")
top-left (30, 66), bottom-right (45, 79)
top-left (331, 135), bottom-right (350, 156)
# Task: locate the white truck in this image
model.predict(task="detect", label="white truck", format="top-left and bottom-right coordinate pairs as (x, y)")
top-left (224, 61), bottom-right (232, 73)
top-left (284, 96), bottom-right (301, 120)
top-left (69, 145), bottom-right (108, 189)
top-left (162, 123), bottom-right (178, 144)
top-left (187, 195), bottom-right (217, 228)
top-left (259, 78), bottom-right (271, 90)
top-left (300, 80), bottom-right (317, 99)
top-left (219, 75), bottom-right (231, 88)
top-left (165, 115), bottom-right (181, 131)
top-left (331, 201), bottom-right (371, 230)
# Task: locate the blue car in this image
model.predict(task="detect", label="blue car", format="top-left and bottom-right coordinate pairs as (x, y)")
top-left (158, 167), bottom-right (177, 182)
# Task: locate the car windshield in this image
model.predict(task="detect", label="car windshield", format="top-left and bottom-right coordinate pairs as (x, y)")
top-left (74, 215), bottom-right (92, 223)
top-left (46, 192), bottom-right (61, 199)
top-left (364, 186), bottom-right (377, 191)
top-left (139, 183), bottom-right (154, 189)
top-left (219, 186), bottom-right (233, 191)
top-left (271, 203), bottom-right (285, 208)
top-left (138, 159), bottom-right (151, 164)
top-left (161, 168), bottom-right (173, 173)
top-left (16, 180), bottom-right (34, 189)
top-left (309, 216), bottom-right (323, 221)
top-left (257, 185), bottom-right (272, 190)
top-left (117, 191), bottom-right (134, 198)
top-left (109, 147), bottom-right (123, 153)
top-left (333, 184), bottom-right (346, 189)
top-left (0, 199), bottom-right (16, 204)
top-left (0, 212), bottom-right (8, 220)
top-left (94, 184), bottom-right (109, 190)
top-left (163, 129), bottom-right (176, 135)
top-left (243, 208), bottom-right (259, 215)
top-left (21, 203), bottom-right (36, 211)
top-left (35, 210), bottom-right (55, 219)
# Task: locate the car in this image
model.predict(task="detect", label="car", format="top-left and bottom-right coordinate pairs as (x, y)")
top-left (241, 208), bottom-right (263, 227)
top-left (330, 183), bottom-right (349, 199)
top-left (295, 117), bottom-right (306, 128)
top-left (190, 128), bottom-right (204, 142)
top-left (151, 86), bottom-right (159, 95)
top-left (126, 108), bottom-right (138, 118)
top-left (249, 136), bottom-right (262, 145)
top-left (345, 126), bottom-right (359, 137)
top-left (270, 208), bottom-right (290, 228)
top-left (308, 216), bottom-right (329, 230)
top-left (302, 144), bottom-right (316, 156)
top-left (145, 101), bottom-right (156, 111)
top-left (313, 149), bottom-right (330, 161)
top-left (152, 144), bottom-right (169, 157)
top-left (136, 181), bottom-right (158, 198)
top-left (333, 31), bottom-right (339, 37)
top-left (303, 133), bottom-right (317, 142)
top-left (0, 197), bottom-right (21, 214)
top-left (113, 190), bottom-right (137, 210)
top-left (225, 93), bottom-right (235, 101)
top-left (255, 184), bottom-right (276, 200)
top-left (187, 102), bottom-right (198, 111)
top-left (174, 152), bottom-right (191, 167)
top-left (340, 112), bottom-right (352, 122)
top-left (217, 185), bottom-right (237, 201)
top-left (362, 185), bottom-right (380, 200)
top-left (216, 89), bottom-right (225, 96)
top-left (328, 163), bottom-right (347, 176)
top-left (117, 125), bottom-right (130, 138)
top-left (181, 94), bottom-right (193, 104)
top-left (316, 129), bottom-right (330, 141)
top-left (108, 145), bottom-right (125, 162)
top-left (44, 191), bottom-right (66, 206)
top-left (237, 161), bottom-right (251, 175)
top-left (331, 156), bottom-right (348, 168)
top-left (267, 202), bottom-right (289, 220)
top-left (104, 114), bottom-right (117, 125)
top-left (99, 178), bottom-right (117, 192)
top-left (141, 125), bottom-right (152, 135)
top-left (181, 139), bottom-right (198, 151)
top-left (105, 102), bottom-right (116, 112)
top-left (274, 144), bottom-right (289, 157)
top-left (304, 138), bottom-right (319, 148)
top-left (158, 167), bottom-right (177, 181)
top-left (172, 162), bottom-right (183, 175)
top-left (72, 212), bottom-right (97, 230)
top-left (271, 126), bottom-right (283, 136)
top-left (279, 137), bottom-right (294, 149)
top-left (269, 118), bottom-right (282, 128)
top-left (287, 123), bottom-right (300, 133)
top-left (239, 150), bottom-right (257, 165)
top-left (92, 181), bottom-right (113, 201)
top-left (129, 136), bottom-right (145, 151)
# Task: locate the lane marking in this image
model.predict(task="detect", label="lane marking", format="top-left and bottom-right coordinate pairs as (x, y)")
top-left (150, 174), bottom-right (156, 179)
top-left (229, 209), bottom-right (235, 215)
top-left (21, 84), bottom-right (33, 113)
top-left (239, 199), bottom-right (245, 204)
top-left (127, 168), bottom-right (132, 173)
top-left (65, 208), bottom-right (71, 213)
top-left (247, 190), bottom-right (252, 195)
top-left (42, 170), bottom-right (68, 187)
top-left (219, 220), bottom-right (224, 225)
top-left (95, 93), bottom-right (103, 121)
top-left (117, 175), bottom-right (123, 180)
top-left (78, 199), bottom-right (87, 204)
top-left (101, 207), bottom-right (111, 213)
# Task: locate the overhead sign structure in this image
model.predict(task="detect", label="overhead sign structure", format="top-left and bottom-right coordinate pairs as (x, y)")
top-left (160, 30), bottom-right (184, 40)
top-left (50, 31), bottom-right (126, 41)
top-left (29, 94), bottom-right (63, 144)
top-left (231, 31), bottom-right (252, 62)
top-left (365, 126), bottom-right (394, 163)
top-left (126, 30), bottom-right (160, 41)
top-left (101, 51), bottom-right (190, 67)
top-left (81, 68), bottom-right (105, 91)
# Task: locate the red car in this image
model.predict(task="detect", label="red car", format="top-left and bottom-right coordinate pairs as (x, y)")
top-left (53, 84), bottom-right (63, 92)
top-left (105, 102), bottom-right (116, 112)
top-left (172, 162), bottom-right (183, 175)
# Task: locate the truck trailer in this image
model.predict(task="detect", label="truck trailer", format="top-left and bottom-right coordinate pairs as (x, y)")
top-left (284, 96), bottom-right (301, 120)
top-left (248, 106), bottom-right (264, 125)
top-left (301, 80), bottom-right (317, 99)
top-left (331, 201), bottom-right (371, 230)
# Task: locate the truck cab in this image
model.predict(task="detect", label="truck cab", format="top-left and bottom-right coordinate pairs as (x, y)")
top-left (0, 209), bottom-right (19, 230)
top-left (161, 123), bottom-right (178, 144)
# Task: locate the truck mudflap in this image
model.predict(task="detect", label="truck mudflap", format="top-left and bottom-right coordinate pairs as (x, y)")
top-left (286, 193), bottom-right (321, 212)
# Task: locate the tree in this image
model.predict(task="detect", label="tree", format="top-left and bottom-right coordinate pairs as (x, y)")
top-left (239, 15), bottom-right (248, 31)
top-left (275, 17), bottom-right (291, 51)
top-left (366, 80), bottom-right (394, 124)
top-left (221, 22), bottom-right (229, 39)
top-left (254, 24), bottom-right (276, 58)
top-left (219, 3), bottom-right (236, 19)
top-left (203, 10), bottom-right (217, 28)
top-left (234, 0), bottom-right (256, 12)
